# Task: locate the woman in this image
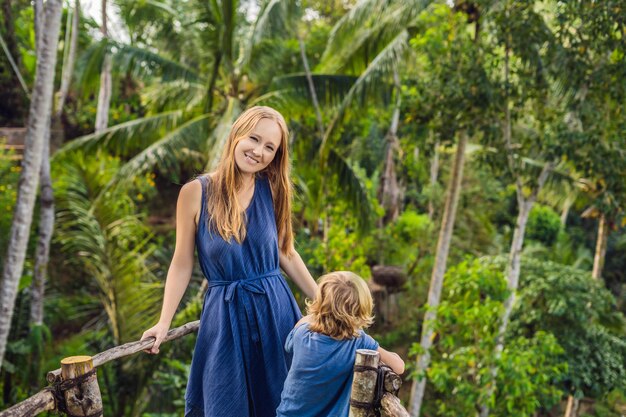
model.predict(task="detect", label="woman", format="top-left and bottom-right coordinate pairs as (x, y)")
top-left (141, 106), bottom-right (317, 417)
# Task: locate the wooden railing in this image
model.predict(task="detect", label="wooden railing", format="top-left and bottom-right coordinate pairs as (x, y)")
top-left (0, 321), bottom-right (408, 417)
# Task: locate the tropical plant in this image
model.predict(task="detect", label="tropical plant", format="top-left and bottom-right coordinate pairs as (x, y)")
top-left (52, 150), bottom-right (166, 416)
top-left (0, 0), bottom-right (63, 369)
top-left (423, 257), bottom-right (567, 417)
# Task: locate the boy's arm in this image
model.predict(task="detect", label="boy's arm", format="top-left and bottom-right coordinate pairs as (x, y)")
top-left (377, 346), bottom-right (405, 375)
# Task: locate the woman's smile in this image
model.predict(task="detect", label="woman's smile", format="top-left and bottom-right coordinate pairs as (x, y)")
top-left (244, 152), bottom-right (260, 164)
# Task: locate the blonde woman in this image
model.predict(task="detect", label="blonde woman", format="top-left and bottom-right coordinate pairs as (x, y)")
top-left (141, 106), bottom-right (317, 417)
top-left (276, 271), bottom-right (404, 417)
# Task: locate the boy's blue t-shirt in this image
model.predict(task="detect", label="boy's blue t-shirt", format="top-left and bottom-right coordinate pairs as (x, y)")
top-left (276, 323), bottom-right (379, 417)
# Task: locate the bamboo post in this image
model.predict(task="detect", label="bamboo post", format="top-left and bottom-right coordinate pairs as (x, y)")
top-left (349, 349), bottom-right (380, 417)
top-left (60, 356), bottom-right (103, 417)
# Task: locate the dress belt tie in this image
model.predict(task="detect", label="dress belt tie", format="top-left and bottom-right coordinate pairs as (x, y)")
top-left (208, 269), bottom-right (281, 343)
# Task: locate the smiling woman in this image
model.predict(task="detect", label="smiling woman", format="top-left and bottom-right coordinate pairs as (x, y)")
top-left (235, 119), bottom-right (281, 175)
top-left (140, 106), bottom-right (318, 417)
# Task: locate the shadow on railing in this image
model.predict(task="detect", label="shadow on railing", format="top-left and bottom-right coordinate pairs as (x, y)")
top-left (0, 321), bottom-right (409, 417)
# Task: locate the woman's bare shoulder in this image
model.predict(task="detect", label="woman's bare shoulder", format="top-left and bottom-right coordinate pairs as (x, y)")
top-left (178, 179), bottom-right (203, 225)
top-left (179, 178), bottom-right (202, 198)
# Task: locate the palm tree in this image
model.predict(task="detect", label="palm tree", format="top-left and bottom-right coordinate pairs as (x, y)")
top-left (53, 150), bottom-right (164, 416)
top-left (95, 0), bottom-right (111, 132)
top-left (56, 0), bottom-right (376, 229)
top-left (0, 0), bottom-right (63, 369)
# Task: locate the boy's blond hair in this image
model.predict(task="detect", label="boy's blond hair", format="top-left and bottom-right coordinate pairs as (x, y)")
top-left (306, 271), bottom-right (374, 340)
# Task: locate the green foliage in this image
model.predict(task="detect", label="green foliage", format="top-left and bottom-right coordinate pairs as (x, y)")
top-left (581, 390), bottom-right (626, 417)
top-left (409, 4), bottom-right (494, 136)
top-left (372, 209), bottom-right (435, 269)
top-left (0, 141), bottom-right (20, 266)
top-left (424, 258), bottom-right (567, 417)
top-left (49, 150), bottom-right (172, 416)
top-left (53, 150), bottom-right (162, 344)
top-left (526, 204), bottom-right (562, 247)
top-left (509, 257), bottom-right (626, 398)
top-left (301, 198), bottom-right (375, 279)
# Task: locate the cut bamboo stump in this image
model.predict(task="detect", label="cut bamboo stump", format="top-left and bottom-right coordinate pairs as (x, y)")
top-left (60, 356), bottom-right (103, 417)
top-left (350, 349), bottom-right (380, 417)
top-left (349, 351), bottom-right (409, 417)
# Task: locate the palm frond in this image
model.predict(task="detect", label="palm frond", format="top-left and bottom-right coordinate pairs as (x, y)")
top-left (326, 149), bottom-right (375, 233)
top-left (112, 41), bottom-right (202, 83)
top-left (205, 98), bottom-right (242, 170)
top-left (54, 153), bottom-right (162, 343)
top-left (111, 114), bottom-right (213, 189)
top-left (142, 80), bottom-right (206, 113)
top-left (74, 38), bottom-right (201, 99)
top-left (271, 73), bottom-right (359, 108)
top-left (74, 39), bottom-right (108, 98)
top-left (320, 30), bottom-right (409, 157)
top-left (237, 0), bottom-right (298, 71)
top-left (53, 111), bottom-right (184, 161)
top-left (144, 0), bottom-right (177, 15)
top-left (320, 1), bottom-right (422, 74)
top-left (321, 0), bottom-right (386, 67)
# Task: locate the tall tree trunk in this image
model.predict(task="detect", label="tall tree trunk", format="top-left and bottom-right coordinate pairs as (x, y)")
top-left (591, 213), bottom-right (608, 280)
top-left (478, 162), bottom-right (554, 417)
top-left (34, 0), bottom-right (44, 54)
top-left (408, 132), bottom-right (468, 417)
top-left (428, 138), bottom-right (440, 221)
top-left (30, 137), bottom-right (54, 326)
top-left (0, 0), bottom-right (63, 368)
top-left (95, 0), bottom-right (111, 132)
top-left (379, 67), bottom-right (402, 225)
top-left (29, 4), bottom-right (56, 326)
top-left (56, 0), bottom-right (80, 117)
top-left (297, 34), bottom-right (324, 141)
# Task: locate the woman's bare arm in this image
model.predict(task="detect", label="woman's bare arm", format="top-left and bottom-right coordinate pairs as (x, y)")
top-left (279, 249), bottom-right (317, 299)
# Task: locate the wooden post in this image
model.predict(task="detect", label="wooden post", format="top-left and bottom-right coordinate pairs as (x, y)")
top-left (60, 356), bottom-right (103, 417)
top-left (350, 349), bottom-right (379, 417)
top-left (381, 393), bottom-right (410, 417)
top-left (0, 389), bottom-right (55, 416)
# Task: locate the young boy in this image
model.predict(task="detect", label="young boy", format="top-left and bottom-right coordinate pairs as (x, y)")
top-left (276, 271), bottom-right (405, 417)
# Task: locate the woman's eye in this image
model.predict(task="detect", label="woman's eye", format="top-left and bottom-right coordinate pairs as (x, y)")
top-left (250, 136), bottom-right (258, 142)
top-left (266, 146), bottom-right (275, 152)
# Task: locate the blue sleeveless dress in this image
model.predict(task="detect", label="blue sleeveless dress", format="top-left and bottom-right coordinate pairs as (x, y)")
top-left (185, 175), bottom-right (302, 417)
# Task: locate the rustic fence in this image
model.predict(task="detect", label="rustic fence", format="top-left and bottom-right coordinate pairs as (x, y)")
top-left (0, 321), bottom-right (409, 417)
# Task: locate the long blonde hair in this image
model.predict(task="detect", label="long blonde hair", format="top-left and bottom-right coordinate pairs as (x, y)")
top-left (307, 271), bottom-right (374, 340)
top-left (205, 106), bottom-right (294, 255)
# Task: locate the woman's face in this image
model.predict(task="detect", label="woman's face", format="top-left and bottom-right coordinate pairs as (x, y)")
top-left (234, 118), bottom-right (282, 176)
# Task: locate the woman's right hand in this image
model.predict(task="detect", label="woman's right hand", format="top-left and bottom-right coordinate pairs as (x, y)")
top-left (141, 322), bottom-right (170, 354)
